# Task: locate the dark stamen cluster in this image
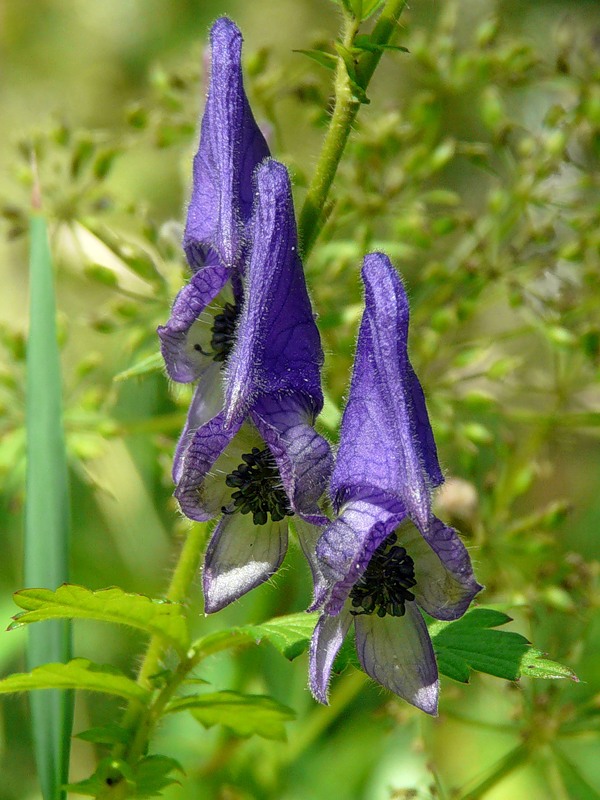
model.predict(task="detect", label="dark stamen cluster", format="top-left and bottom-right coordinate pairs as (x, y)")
top-left (349, 532), bottom-right (417, 618)
top-left (223, 447), bottom-right (294, 526)
top-left (210, 302), bottom-right (238, 362)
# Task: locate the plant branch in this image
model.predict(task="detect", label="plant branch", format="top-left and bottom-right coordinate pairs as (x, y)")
top-left (297, 0), bottom-right (408, 257)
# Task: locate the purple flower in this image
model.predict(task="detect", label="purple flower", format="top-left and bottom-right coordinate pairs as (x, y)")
top-left (309, 253), bottom-right (482, 714)
top-left (157, 17), bottom-right (270, 480)
top-left (175, 159), bottom-right (332, 613)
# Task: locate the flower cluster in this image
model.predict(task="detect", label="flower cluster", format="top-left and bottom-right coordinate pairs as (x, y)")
top-left (160, 18), bottom-right (482, 713)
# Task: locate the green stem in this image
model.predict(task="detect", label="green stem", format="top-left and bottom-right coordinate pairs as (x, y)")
top-left (97, 523), bottom-right (208, 798)
top-left (297, 0), bottom-right (408, 257)
top-left (456, 743), bottom-right (530, 800)
top-left (284, 670), bottom-right (366, 763)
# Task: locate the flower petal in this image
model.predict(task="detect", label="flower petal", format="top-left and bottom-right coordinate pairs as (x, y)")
top-left (174, 412), bottom-right (244, 521)
top-left (308, 609), bottom-right (353, 705)
top-left (354, 602), bottom-right (439, 715)
top-left (224, 160), bottom-right (324, 424)
top-left (203, 514), bottom-right (288, 612)
top-left (292, 517), bottom-right (329, 610)
top-left (315, 499), bottom-right (405, 615)
top-left (400, 519), bottom-right (483, 621)
top-left (158, 264), bottom-right (231, 382)
top-left (250, 393), bottom-right (332, 517)
top-left (183, 17), bottom-right (269, 271)
top-left (330, 253), bottom-right (442, 533)
top-left (172, 366), bottom-right (224, 484)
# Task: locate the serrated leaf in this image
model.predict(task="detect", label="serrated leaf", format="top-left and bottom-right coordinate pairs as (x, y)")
top-left (192, 612), bottom-right (318, 663)
top-left (132, 755), bottom-right (184, 798)
top-left (294, 49), bottom-right (338, 71)
top-left (238, 612), bottom-right (319, 659)
top-left (168, 691), bottom-right (295, 741)
top-left (429, 608), bottom-right (578, 683)
top-left (74, 723), bottom-right (130, 745)
top-left (114, 351), bottom-right (164, 382)
top-left (520, 648), bottom-right (579, 681)
top-left (11, 585), bottom-right (189, 652)
top-left (0, 659), bottom-right (150, 703)
top-left (65, 757), bottom-right (134, 796)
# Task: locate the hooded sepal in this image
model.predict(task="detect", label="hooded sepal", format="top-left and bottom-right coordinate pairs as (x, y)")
top-left (183, 17), bottom-right (269, 271)
top-left (224, 160), bottom-right (324, 425)
top-left (330, 253), bottom-right (442, 534)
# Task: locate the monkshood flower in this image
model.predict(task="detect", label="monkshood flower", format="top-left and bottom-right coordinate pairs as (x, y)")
top-left (175, 159), bottom-right (332, 613)
top-left (309, 253), bottom-right (482, 714)
top-left (157, 17), bottom-right (270, 481)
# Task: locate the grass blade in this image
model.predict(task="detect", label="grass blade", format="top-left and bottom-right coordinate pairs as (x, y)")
top-left (25, 212), bottom-right (73, 799)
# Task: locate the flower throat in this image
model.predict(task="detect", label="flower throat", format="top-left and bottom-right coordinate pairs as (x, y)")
top-left (193, 302), bottom-right (239, 363)
top-left (223, 447), bottom-right (294, 526)
top-left (350, 532), bottom-right (417, 618)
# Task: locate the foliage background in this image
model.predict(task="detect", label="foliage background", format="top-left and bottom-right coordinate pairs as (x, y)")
top-left (1, 0), bottom-right (599, 798)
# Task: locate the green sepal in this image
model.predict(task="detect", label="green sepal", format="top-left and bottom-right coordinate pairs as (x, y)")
top-left (0, 659), bottom-right (151, 703)
top-left (167, 691), bottom-right (295, 741)
top-left (11, 584), bottom-right (190, 653)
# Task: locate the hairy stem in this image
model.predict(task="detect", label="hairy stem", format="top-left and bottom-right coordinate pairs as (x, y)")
top-left (298, 0), bottom-right (408, 257)
top-left (96, 523), bottom-right (208, 798)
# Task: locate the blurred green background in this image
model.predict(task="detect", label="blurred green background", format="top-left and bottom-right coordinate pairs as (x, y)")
top-left (1, 0), bottom-right (600, 798)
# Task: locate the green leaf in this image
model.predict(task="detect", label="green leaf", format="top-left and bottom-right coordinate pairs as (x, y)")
top-left (131, 756), bottom-right (184, 798)
top-left (357, 0), bottom-right (386, 20)
top-left (238, 612), bottom-right (319, 659)
top-left (335, 43), bottom-right (370, 104)
top-left (192, 612), bottom-right (318, 663)
top-left (519, 648), bottom-right (579, 680)
top-left (168, 691), bottom-right (295, 741)
top-left (11, 584), bottom-right (190, 652)
top-left (113, 351), bottom-right (164, 382)
top-left (294, 49), bottom-right (338, 72)
top-left (74, 724), bottom-right (130, 745)
top-left (430, 609), bottom-right (578, 683)
top-left (65, 756), bottom-right (182, 798)
top-left (353, 34), bottom-right (408, 53)
top-left (26, 212), bottom-right (72, 799)
top-left (0, 659), bottom-right (150, 703)
top-left (65, 758), bottom-right (134, 796)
